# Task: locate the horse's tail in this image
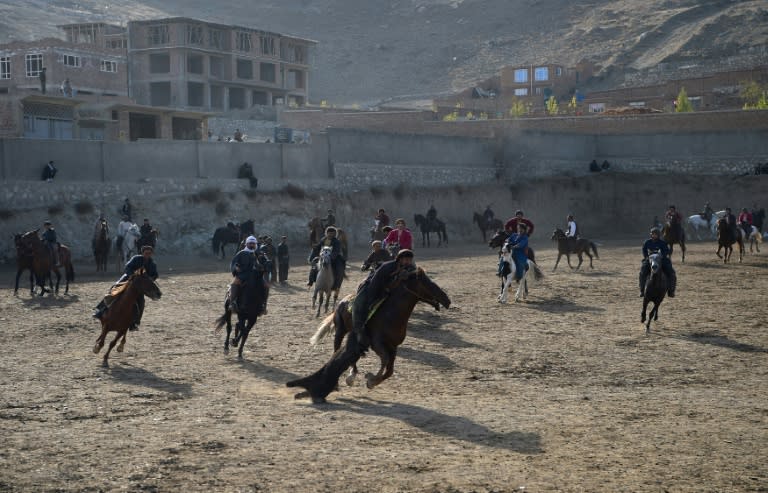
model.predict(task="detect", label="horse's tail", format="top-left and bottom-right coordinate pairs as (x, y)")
top-left (310, 312), bottom-right (336, 346)
top-left (590, 242), bottom-right (599, 259)
top-left (66, 261), bottom-right (75, 283)
top-left (213, 311), bottom-right (228, 332)
top-left (287, 337), bottom-right (364, 402)
top-left (212, 233), bottom-right (220, 255)
top-left (530, 261), bottom-right (544, 282)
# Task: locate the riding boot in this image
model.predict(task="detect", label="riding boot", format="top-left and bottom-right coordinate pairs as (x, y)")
top-left (229, 282), bottom-right (240, 313)
top-left (307, 266), bottom-right (318, 286)
top-left (667, 272), bottom-right (677, 298)
top-left (93, 299), bottom-right (107, 319)
top-left (351, 293), bottom-right (371, 348)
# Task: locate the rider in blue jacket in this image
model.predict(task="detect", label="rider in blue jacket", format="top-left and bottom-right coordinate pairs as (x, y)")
top-left (639, 227), bottom-right (677, 297)
top-left (504, 222), bottom-right (530, 282)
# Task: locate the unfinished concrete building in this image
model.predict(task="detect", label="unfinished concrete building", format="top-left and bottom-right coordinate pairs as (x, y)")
top-left (126, 17), bottom-right (315, 112)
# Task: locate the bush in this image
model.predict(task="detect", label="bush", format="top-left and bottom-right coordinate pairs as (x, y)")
top-left (0, 209), bottom-right (13, 220)
top-left (393, 182), bottom-right (407, 201)
top-left (74, 201), bottom-right (94, 215)
top-left (215, 201), bottom-right (229, 216)
top-left (47, 204), bottom-right (64, 216)
top-left (197, 187), bottom-right (222, 203)
top-left (283, 183), bottom-right (306, 200)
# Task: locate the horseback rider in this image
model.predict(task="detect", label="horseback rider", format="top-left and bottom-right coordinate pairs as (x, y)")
top-left (483, 205), bottom-right (495, 224)
top-left (121, 198), bottom-right (132, 222)
top-left (701, 202), bottom-right (714, 224)
top-left (426, 205), bottom-right (438, 223)
top-left (565, 214), bottom-right (578, 251)
top-left (361, 240), bottom-right (392, 271)
top-left (383, 218), bottom-right (414, 253)
top-left (322, 209), bottom-right (336, 229)
top-left (738, 207), bottom-right (753, 238)
top-left (92, 213), bottom-right (109, 251)
top-left (504, 222), bottom-right (530, 283)
top-left (41, 220), bottom-right (60, 267)
top-left (229, 236), bottom-right (269, 314)
top-left (375, 208), bottom-right (390, 229)
top-left (724, 207), bottom-right (738, 239)
top-left (504, 210), bottom-right (535, 237)
top-left (93, 245), bottom-right (159, 328)
top-left (116, 215), bottom-right (133, 251)
top-left (351, 249), bottom-right (416, 347)
top-left (307, 226), bottom-right (345, 288)
top-left (639, 227), bottom-right (677, 298)
top-left (665, 205), bottom-right (682, 226)
top-left (139, 218), bottom-right (153, 237)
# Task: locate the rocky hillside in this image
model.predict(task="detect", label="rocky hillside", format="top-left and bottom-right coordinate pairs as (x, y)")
top-left (1, 0), bottom-right (766, 105)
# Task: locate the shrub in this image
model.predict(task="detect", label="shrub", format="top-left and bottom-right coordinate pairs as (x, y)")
top-left (74, 201), bottom-right (94, 215)
top-left (47, 204), bottom-right (64, 216)
top-left (215, 201), bottom-right (229, 216)
top-left (283, 183), bottom-right (306, 200)
top-left (197, 187), bottom-right (221, 203)
top-left (393, 182), bottom-right (407, 201)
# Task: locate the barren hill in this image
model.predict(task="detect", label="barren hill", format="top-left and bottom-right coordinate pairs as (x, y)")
top-left (1, 0), bottom-right (766, 105)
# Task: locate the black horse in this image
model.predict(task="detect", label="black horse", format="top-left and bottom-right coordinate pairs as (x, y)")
top-left (551, 229), bottom-right (599, 271)
top-left (641, 253), bottom-right (667, 334)
top-left (212, 220), bottom-right (255, 258)
top-left (214, 268), bottom-right (268, 360)
top-left (488, 230), bottom-right (536, 263)
top-left (413, 214), bottom-right (447, 247)
top-left (93, 221), bottom-right (111, 273)
top-left (473, 212), bottom-right (503, 242)
top-left (288, 267), bottom-right (451, 403)
top-left (662, 221), bottom-right (686, 263)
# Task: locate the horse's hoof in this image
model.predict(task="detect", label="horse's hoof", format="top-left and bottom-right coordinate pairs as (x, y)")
top-left (293, 391), bottom-right (309, 400)
top-left (237, 354), bottom-right (244, 361)
top-left (116, 345), bottom-right (124, 353)
top-left (101, 361), bottom-right (109, 369)
top-left (224, 347), bottom-right (229, 355)
top-left (311, 396), bottom-right (327, 404)
top-left (92, 345), bottom-right (100, 354)
top-left (345, 374), bottom-right (357, 387)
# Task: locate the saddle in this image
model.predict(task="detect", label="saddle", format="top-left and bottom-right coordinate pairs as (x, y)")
top-left (109, 280), bottom-right (130, 297)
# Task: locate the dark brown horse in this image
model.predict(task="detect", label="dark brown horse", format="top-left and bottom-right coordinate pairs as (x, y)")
top-left (93, 220), bottom-right (111, 272)
top-left (17, 230), bottom-right (75, 295)
top-left (308, 217), bottom-right (323, 247)
top-left (662, 221), bottom-right (686, 263)
top-left (551, 229), bottom-right (599, 271)
top-left (641, 253), bottom-right (667, 334)
top-left (715, 218), bottom-right (744, 263)
top-left (473, 212), bottom-right (503, 242)
top-left (93, 270), bottom-right (162, 368)
top-left (214, 268), bottom-right (268, 359)
top-left (14, 233), bottom-right (35, 295)
top-left (288, 267), bottom-right (451, 403)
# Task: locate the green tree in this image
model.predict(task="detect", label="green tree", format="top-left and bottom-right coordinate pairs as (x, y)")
top-left (741, 80), bottom-right (768, 110)
top-left (545, 96), bottom-right (559, 116)
top-left (508, 97), bottom-right (529, 118)
top-left (567, 95), bottom-right (578, 115)
top-left (675, 87), bottom-right (693, 112)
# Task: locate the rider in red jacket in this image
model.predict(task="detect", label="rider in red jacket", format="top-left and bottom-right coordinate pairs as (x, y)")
top-left (504, 210), bottom-right (535, 237)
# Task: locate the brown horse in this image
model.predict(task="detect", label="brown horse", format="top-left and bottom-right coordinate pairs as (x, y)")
top-left (288, 267), bottom-right (451, 403)
top-left (715, 218), bottom-right (744, 263)
top-left (308, 217), bottom-right (323, 247)
top-left (14, 233), bottom-right (35, 295)
top-left (551, 229), bottom-right (599, 271)
top-left (93, 220), bottom-right (111, 272)
top-left (17, 230), bottom-right (75, 295)
top-left (93, 270), bottom-right (162, 368)
top-left (473, 212), bottom-right (503, 242)
top-left (662, 221), bottom-right (686, 263)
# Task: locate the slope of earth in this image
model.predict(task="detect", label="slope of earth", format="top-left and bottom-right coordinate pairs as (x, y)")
top-left (0, 241), bottom-right (766, 491)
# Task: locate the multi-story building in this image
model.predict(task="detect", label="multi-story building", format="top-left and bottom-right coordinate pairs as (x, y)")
top-left (126, 17), bottom-right (315, 111)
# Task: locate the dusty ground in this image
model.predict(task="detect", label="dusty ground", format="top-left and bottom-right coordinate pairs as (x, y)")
top-left (1, 240), bottom-right (766, 492)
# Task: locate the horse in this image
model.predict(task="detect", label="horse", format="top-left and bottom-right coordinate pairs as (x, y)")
top-left (497, 244), bottom-right (543, 303)
top-left (473, 212), bottom-right (503, 243)
top-left (551, 229), bottom-right (599, 271)
top-left (308, 217), bottom-right (323, 247)
top-left (413, 213), bottom-right (447, 248)
top-left (370, 220), bottom-right (388, 242)
top-left (747, 225), bottom-right (763, 253)
top-left (662, 220), bottom-right (686, 263)
top-left (289, 266), bottom-right (451, 403)
top-left (716, 218), bottom-right (744, 263)
top-left (311, 246), bottom-right (339, 317)
top-left (93, 270), bottom-right (162, 368)
top-left (93, 220), bottom-right (111, 273)
top-left (17, 230), bottom-right (74, 295)
top-left (335, 228), bottom-right (349, 260)
top-left (641, 253), bottom-right (667, 334)
top-left (214, 268), bottom-right (267, 360)
top-left (136, 228), bottom-right (158, 252)
top-left (488, 229), bottom-right (536, 263)
top-left (14, 233), bottom-right (35, 295)
top-left (212, 222), bottom-right (240, 258)
top-left (117, 223), bottom-right (141, 270)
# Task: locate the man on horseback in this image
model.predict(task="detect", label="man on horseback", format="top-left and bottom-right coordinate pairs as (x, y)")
top-left (639, 228), bottom-right (676, 298)
top-left (565, 214), bottom-right (578, 251)
top-left (504, 223), bottom-right (530, 283)
top-left (504, 210), bottom-right (535, 237)
top-left (375, 208), bottom-right (390, 229)
top-left (229, 236), bottom-right (269, 314)
top-left (383, 218), bottom-right (414, 253)
top-left (41, 221), bottom-right (60, 267)
top-left (701, 202), bottom-right (714, 224)
top-left (307, 227), bottom-right (345, 288)
top-left (738, 207), bottom-right (753, 239)
top-left (426, 204), bottom-right (438, 223)
top-left (483, 205), bottom-right (495, 224)
top-left (93, 245), bottom-right (159, 328)
top-left (724, 207), bottom-right (738, 239)
top-left (361, 240), bottom-right (392, 271)
top-left (351, 249), bottom-right (416, 347)
top-left (665, 205), bottom-right (682, 226)
top-left (322, 209), bottom-right (336, 229)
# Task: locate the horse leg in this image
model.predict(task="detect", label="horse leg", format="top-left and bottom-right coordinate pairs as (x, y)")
top-left (316, 292), bottom-right (323, 318)
top-left (680, 242), bottom-right (686, 263)
top-left (553, 254), bottom-right (561, 272)
top-left (116, 331), bottom-right (128, 353)
top-left (514, 275), bottom-right (525, 302)
top-left (576, 253), bottom-right (584, 270)
top-left (102, 330), bottom-right (124, 368)
top-left (365, 345), bottom-right (396, 389)
top-left (224, 313), bottom-right (232, 355)
top-left (238, 318), bottom-right (256, 360)
top-left (587, 252), bottom-right (594, 269)
top-left (324, 291), bottom-right (331, 314)
top-left (566, 253), bottom-right (574, 269)
top-left (54, 268), bottom-right (61, 295)
top-left (93, 327), bottom-right (107, 353)
top-left (14, 269), bottom-right (23, 295)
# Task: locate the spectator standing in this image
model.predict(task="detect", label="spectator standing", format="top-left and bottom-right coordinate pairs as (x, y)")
top-left (234, 129), bottom-right (244, 142)
top-left (39, 68), bottom-right (46, 94)
top-left (277, 236), bottom-right (290, 284)
top-left (121, 198), bottom-right (132, 222)
top-left (41, 160), bottom-right (57, 181)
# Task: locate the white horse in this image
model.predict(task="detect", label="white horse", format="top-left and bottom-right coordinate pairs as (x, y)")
top-left (747, 224), bottom-right (763, 253)
top-left (117, 224), bottom-right (141, 267)
top-left (497, 244), bottom-right (543, 303)
top-left (686, 210), bottom-right (726, 240)
top-left (311, 246), bottom-right (338, 317)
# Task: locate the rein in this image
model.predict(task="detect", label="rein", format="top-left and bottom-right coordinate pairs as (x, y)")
top-left (399, 275), bottom-right (440, 306)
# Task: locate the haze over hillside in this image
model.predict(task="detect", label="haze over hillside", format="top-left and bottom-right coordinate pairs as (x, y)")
top-left (2, 0), bottom-right (766, 106)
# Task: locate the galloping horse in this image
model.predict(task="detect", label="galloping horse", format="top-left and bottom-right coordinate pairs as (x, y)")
top-left (473, 212), bottom-right (503, 243)
top-left (489, 229), bottom-right (536, 263)
top-left (93, 270), bottom-right (162, 367)
top-left (214, 268), bottom-right (267, 359)
top-left (17, 230), bottom-right (74, 295)
top-left (747, 225), bottom-right (763, 253)
top-left (662, 220), bottom-right (686, 263)
top-left (551, 229), bottom-right (599, 271)
top-left (308, 217), bottom-right (324, 247)
top-left (93, 220), bottom-right (111, 272)
top-left (311, 246), bottom-right (339, 317)
top-left (497, 243), bottom-right (543, 303)
top-left (289, 267), bottom-right (451, 403)
top-left (716, 218), bottom-right (744, 263)
top-left (641, 253), bottom-right (667, 334)
top-left (413, 213), bottom-right (447, 248)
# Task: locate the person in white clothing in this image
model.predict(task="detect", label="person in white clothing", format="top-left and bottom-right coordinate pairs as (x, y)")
top-left (566, 214), bottom-right (578, 251)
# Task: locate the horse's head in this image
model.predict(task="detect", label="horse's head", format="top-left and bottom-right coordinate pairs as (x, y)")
top-left (318, 246), bottom-right (333, 267)
top-left (473, 212), bottom-right (481, 224)
top-left (648, 253), bottom-right (663, 275)
top-left (131, 270), bottom-right (162, 300)
top-left (405, 267), bottom-right (451, 310)
top-left (551, 228), bottom-right (566, 241)
top-left (499, 243), bottom-right (512, 263)
top-left (488, 230), bottom-right (506, 249)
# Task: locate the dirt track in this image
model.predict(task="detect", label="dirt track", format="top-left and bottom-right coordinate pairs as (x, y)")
top-left (1, 240), bottom-right (766, 492)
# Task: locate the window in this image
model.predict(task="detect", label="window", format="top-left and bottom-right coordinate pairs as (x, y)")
top-left (149, 53), bottom-right (170, 73)
top-left (555, 67), bottom-right (563, 76)
top-left (514, 69), bottom-right (527, 83)
top-left (514, 88), bottom-right (528, 96)
top-left (100, 60), bottom-right (117, 73)
top-left (260, 62), bottom-right (276, 83)
top-left (588, 103), bottom-right (605, 113)
top-left (0, 57), bottom-right (10, 79)
top-left (236, 59), bottom-right (253, 79)
top-left (236, 31), bottom-right (252, 52)
top-left (187, 24), bottom-right (204, 45)
top-left (229, 87), bottom-right (245, 109)
top-left (283, 43), bottom-right (306, 63)
top-left (106, 38), bottom-right (126, 50)
top-left (26, 54), bottom-right (43, 77)
top-left (187, 55), bottom-right (204, 74)
top-left (261, 36), bottom-right (275, 56)
top-left (150, 81), bottom-right (171, 106)
top-left (534, 87), bottom-right (542, 95)
top-left (209, 29), bottom-right (223, 49)
top-left (63, 55), bottom-right (81, 68)
top-left (209, 56), bottom-right (223, 78)
top-left (534, 67), bottom-right (548, 81)
top-left (148, 25), bottom-right (169, 45)
top-left (187, 82), bottom-right (204, 107)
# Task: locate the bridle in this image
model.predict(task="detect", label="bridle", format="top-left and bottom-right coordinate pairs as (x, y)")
top-left (399, 268), bottom-right (442, 307)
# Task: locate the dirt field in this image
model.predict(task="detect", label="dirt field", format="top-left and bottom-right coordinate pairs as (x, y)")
top-left (1, 240), bottom-right (766, 492)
